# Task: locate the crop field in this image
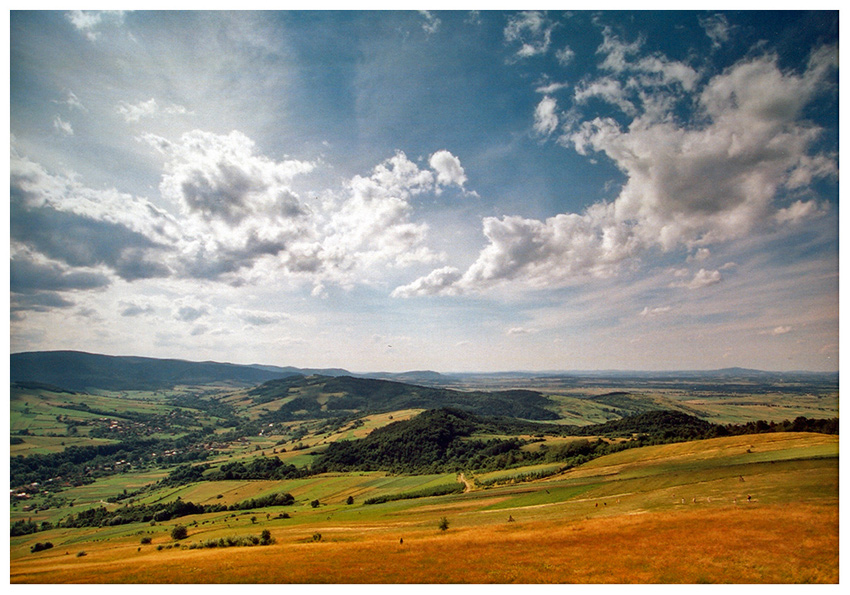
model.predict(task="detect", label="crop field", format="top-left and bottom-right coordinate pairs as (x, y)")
top-left (11, 432), bottom-right (837, 583)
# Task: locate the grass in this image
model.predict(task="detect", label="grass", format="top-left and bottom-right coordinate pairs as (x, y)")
top-left (10, 432), bottom-right (838, 583)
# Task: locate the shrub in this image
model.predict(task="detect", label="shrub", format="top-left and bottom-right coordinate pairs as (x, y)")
top-left (140, 536), bottom-right (152, 544)
top-left (31, 542), bottom-right (54, 553)
top-left (438, 517), bottom-right (449, 531)
top-left (171, 525), bottom-right (188, 540)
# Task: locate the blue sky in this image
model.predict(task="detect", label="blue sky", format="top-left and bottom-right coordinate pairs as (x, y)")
top-left (8, 10), bottom-right (839, 372)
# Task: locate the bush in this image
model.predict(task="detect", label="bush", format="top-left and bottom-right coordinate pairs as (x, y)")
top-left (171, 525), bottom-right (188, 540)
top-left (438, 517), bottom-right (449, 531)
top-left (140, 536), bottom-right (152, 544)
top-left (31, 542), bottom-right (54, 553)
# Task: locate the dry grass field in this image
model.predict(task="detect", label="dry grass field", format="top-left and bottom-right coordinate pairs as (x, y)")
top-left (11, 432), bottom-right (838, 584)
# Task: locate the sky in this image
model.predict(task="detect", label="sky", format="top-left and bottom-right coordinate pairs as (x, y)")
top-left (7, 10), bottom-right (840, 373)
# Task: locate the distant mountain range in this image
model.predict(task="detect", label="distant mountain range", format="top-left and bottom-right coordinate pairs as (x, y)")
top-left (9, 350), bottom-right (836, 393)
top-left (9, 350), bottom-right (349, 392)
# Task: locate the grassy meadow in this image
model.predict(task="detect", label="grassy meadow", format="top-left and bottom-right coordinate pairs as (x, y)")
top-left (11, 431), bottom-right (838, 583)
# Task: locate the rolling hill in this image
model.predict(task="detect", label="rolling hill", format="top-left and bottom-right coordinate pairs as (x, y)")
top-left (9, 351), bottom-right (350, 392)
top-left (246, 374), bottom-right (560, 420)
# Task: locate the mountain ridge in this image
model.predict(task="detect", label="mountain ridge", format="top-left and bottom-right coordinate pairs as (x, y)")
top-left (9, 350), bottom-right (836, 393)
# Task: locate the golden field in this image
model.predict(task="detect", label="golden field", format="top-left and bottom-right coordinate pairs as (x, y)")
top-left (10, 432), bottom-right (838, 583)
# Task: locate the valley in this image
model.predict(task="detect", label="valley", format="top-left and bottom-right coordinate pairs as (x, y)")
top-left (9, 351), bottom-right (839, 583)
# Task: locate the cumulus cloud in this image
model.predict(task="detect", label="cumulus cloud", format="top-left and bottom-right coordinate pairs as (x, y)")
top-left (504, 11), bottom-right (555, 59)
top-left (153, 129), bottom-right (314, 224)
top-left (391, 266), bottom-right (462, 298)
top-left (321, 151), bottom-right (443, 276)
top-left (395, 43), bottom-right (836, 297)
top-left (429, 150), bottom-right (468, 187)
top-left (10, 253), bottom-right (110, 295)
top-left (679, 268), bottom-right (722, 290)
top-left (120, 301), bottom-right (155, 317)
top-left (12, 130), bottom-right (474, 309)
top-left (10, 151), bottom-right (176, 285)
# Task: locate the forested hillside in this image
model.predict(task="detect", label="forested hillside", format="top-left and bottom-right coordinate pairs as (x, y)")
top-left (247, 375), bottom-right (560, 420)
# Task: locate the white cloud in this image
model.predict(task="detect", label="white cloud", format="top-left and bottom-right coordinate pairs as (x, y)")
top-left (53, 115), bottom-right (73, 136)
top-left (762, 325), bottom-right (793, 336)
top-left (639, 305), bottom-right (671, 317)
top-left (687, 248), bottom-right (711, 262)
top-left (506, 326), bottom-right (537, 335)
top-left (699, 14), bottom-right (731, 49)
top-left (597, 27), bottom-right (698, 91)
top-left (533, 96), bottom-right (559, 136)
top-left (117, 98), bottom-right (189, 122)
top-left (66, 10), bottom-right (126, 41)
top-left (504, 11), bottom-right (554, 59)
top-left (13, 129), bottom-right (468, 300)
top-left (775, 200), bottom-right (824, 224)
top-left (54, 90), bottom-right (86, 112)
top-left (391, 266), bottom-right (462, 298)
top-left (396, 44), bottom-right (836, 297)
top-left (535, 81), bottom-right (569, 94)
top-left (419, 11), bottom-right (440, 35)
top-left (429, 150), bottom-right (468, 188)
top-left (555, 46), bottom-right (575, 66)
top-left (574, 77), bottom-right (636, 116)
top-left (321, 151), bottom-right (443, 276)
top-left (685, 268), bottom-right (722, 290)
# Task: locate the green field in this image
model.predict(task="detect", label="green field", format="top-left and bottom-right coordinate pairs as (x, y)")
top-left (11, 431), bottom-right (838, 583)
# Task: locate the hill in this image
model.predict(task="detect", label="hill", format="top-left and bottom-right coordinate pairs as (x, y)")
top-left (311, 408), bottom-right (718, 474)
top-left (9, 351), bottom-right (350, 392)
top-left (246, 374), bottom-right (560, 421)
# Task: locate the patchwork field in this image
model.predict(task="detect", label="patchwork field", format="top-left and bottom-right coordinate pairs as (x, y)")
top-left (11, 432), bottom-right (838, 583)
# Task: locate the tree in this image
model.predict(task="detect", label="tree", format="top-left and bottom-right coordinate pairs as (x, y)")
top-left (438, 517), bottom-right (449, 531)
top-left (346, 496), bottom-right (354, 505)
top-left (171, 525), bottom-right (188, 540)
top-left (310, 499), bottom-right (320, 508)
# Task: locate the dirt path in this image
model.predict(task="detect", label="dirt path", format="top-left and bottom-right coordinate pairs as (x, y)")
top-left (458, 472), bottom-right (475, 493)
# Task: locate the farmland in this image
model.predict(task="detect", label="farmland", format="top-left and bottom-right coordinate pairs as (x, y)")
top-left (11, 432), bottom-right (838, 583)
top-left (9, 351), bottom-right (839, 583)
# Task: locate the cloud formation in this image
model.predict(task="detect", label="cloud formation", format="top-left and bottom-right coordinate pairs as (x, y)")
top-left (66, 10), bottom-right (126, 41)
top-left (11, 129), bottom-right (472, 311)
top-left (396, 40), bottom-right (837, 297)
top-left (504, 11), bottom-right (555, 59)
top-left (117, 98), bottom-right (188, 122)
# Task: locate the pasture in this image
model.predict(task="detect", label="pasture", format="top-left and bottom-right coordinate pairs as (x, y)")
top-left (11, 431), bottom-right (838, 583)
